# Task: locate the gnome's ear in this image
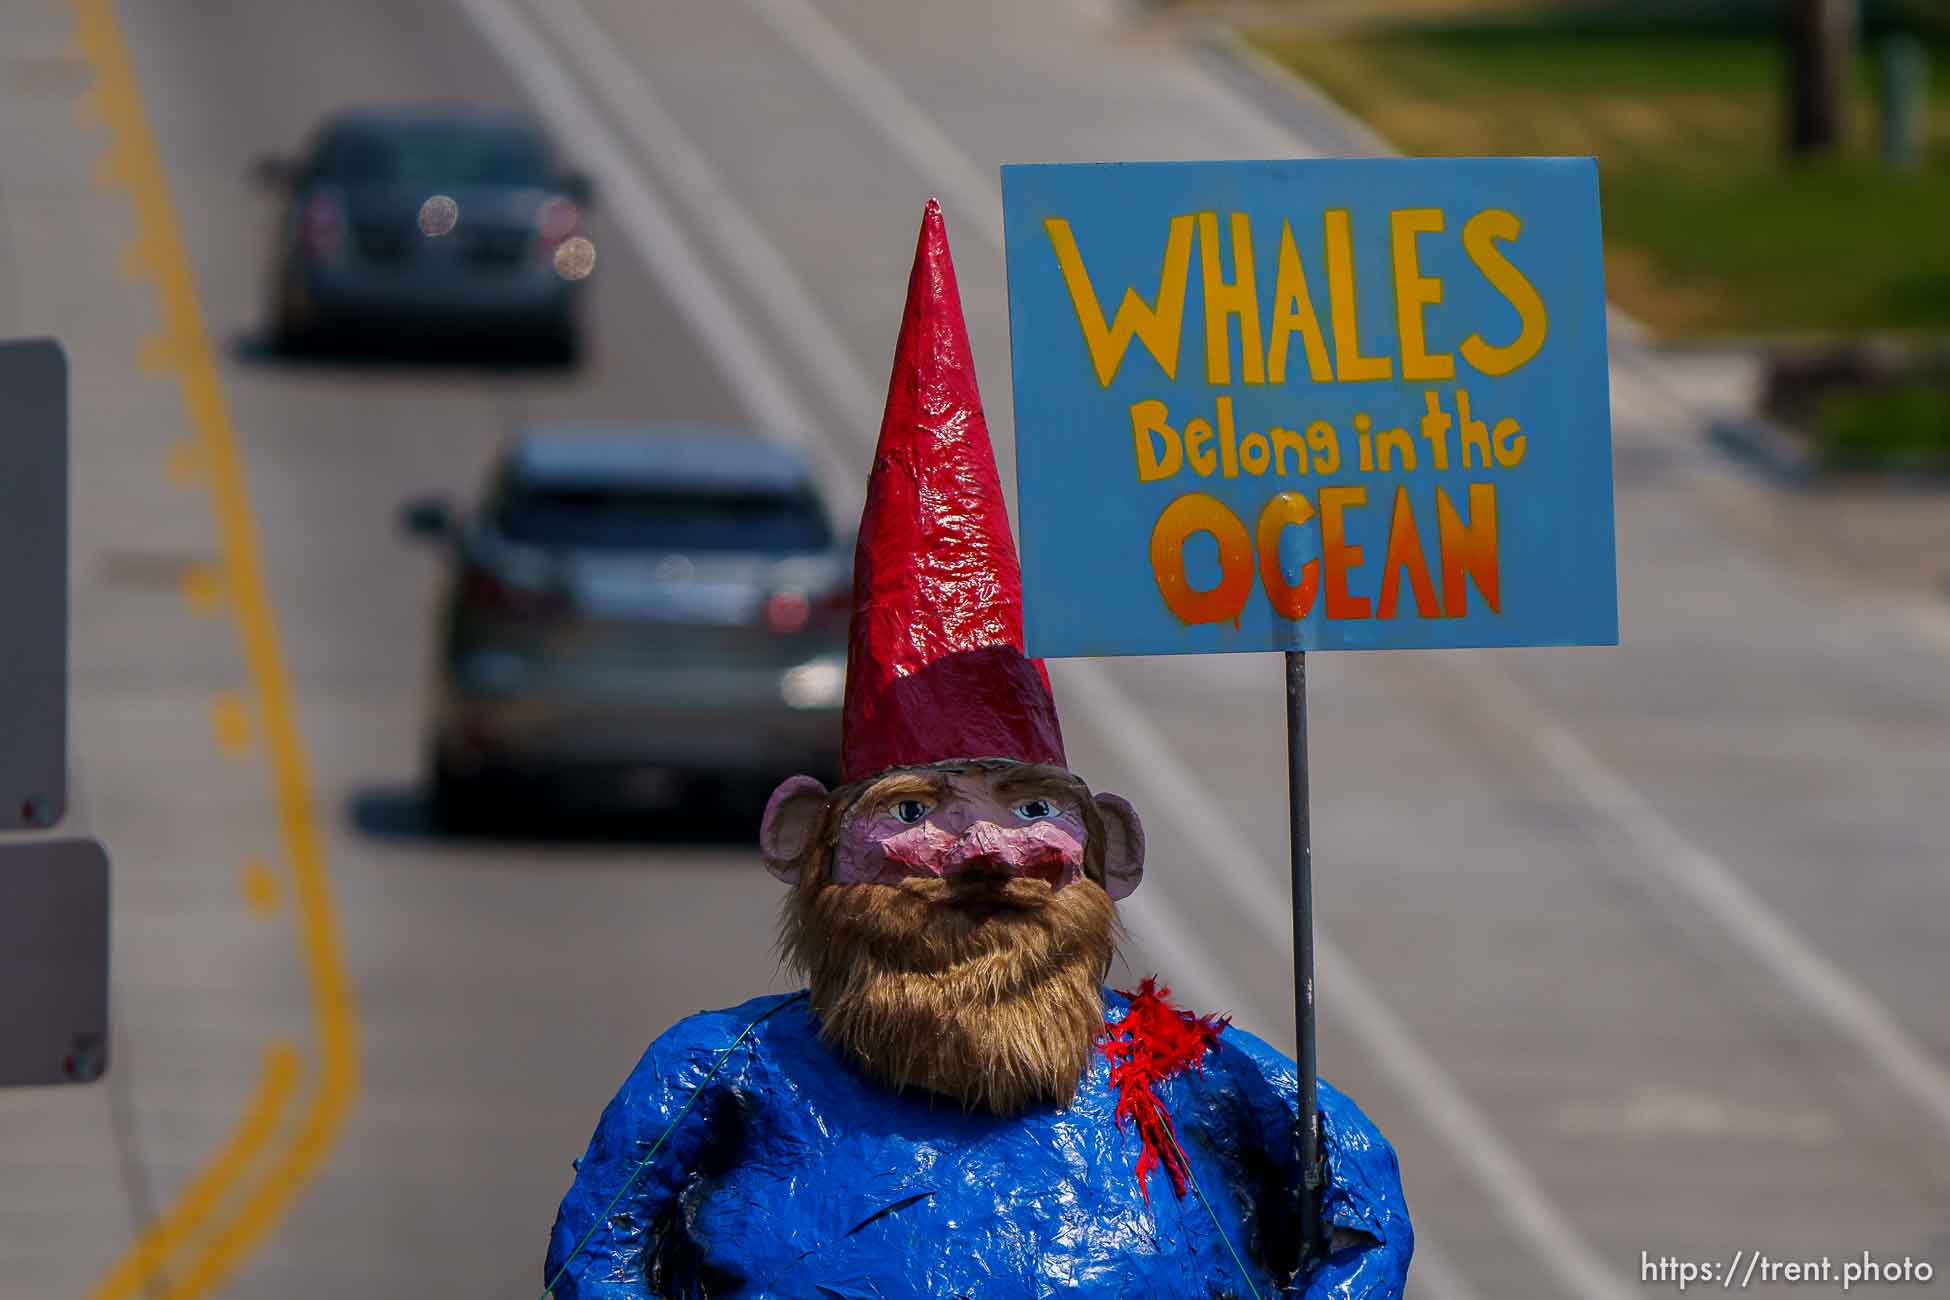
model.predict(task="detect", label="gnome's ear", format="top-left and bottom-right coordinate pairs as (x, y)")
top-left (760, 776), bottom-right (830, 884)
top-left (1092, 793), bottom-right (1145, 900)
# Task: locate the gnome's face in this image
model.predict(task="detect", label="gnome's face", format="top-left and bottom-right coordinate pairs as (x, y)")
top-left (761, 762), bottom-right (1144, 1114)
top-left (761, 762), bottom-right (1142, 901)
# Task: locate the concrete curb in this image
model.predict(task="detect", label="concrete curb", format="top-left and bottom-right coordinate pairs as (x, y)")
top-left (1711, 415), bottom-right (1950, 493)
top-left (1707, 415), bottom-right (1819, 488)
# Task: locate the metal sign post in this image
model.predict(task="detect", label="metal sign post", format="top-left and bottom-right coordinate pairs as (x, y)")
top-left (0, 336), bottom-right (113, 1089)
top-left (1286, 650), bottom-right (1322, 1262)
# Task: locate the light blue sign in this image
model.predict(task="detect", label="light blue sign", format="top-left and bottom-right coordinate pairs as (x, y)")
top-left (1002, 158), bottom-right (1616, 658)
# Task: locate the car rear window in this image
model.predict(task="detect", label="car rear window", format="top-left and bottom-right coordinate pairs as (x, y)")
top-left (316, 124), bottom-right (551, 186)
top-left (496, 486), bottom-right (834, 553)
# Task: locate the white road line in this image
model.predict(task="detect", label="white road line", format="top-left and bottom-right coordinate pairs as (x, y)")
top-left (777, 0), bottom-right (1950, 1150)
top-left (740, 4), bottom-right (1633, 1297)
top-left (517, 0), bottom-right (886, 520)
top-left (745, 0), bottom-right (1001, 244)
top-left (447, 0), bottom-right (859, 519)
top-left (1459, 654), bottom-right (1950, 1140)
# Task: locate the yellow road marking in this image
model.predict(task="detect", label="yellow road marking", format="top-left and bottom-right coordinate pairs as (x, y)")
top-left (179, 563), bottom-right (225, 615)
top-left (115, 233), bottom-right (156, 283)
top-left (84, 1043), bottom-right (301, 1300)
top-left (138, 331), bottom-right (182, 376)
top-left (240, 861), bottom-right (282, 916)
top-left (164, 438), bottom-right (202, 483)
top-left (209, 692), bottom-right (253, 756)
top-left (71, 0), bottom-right (363, 1296)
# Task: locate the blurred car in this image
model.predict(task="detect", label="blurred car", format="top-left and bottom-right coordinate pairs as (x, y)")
top-left (402, 423), bottom-right (850, 829)
top-left (258, 107), bottom-right (591, 362)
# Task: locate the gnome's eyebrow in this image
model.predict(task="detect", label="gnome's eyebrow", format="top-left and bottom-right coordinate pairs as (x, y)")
top-left (854, 771), bottom-right (948, 816)
top-left (991, 766), bottom-right (1086, 804)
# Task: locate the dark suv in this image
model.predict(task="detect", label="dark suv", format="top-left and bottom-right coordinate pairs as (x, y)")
top-left (261, 107), bottom-right (591, 362)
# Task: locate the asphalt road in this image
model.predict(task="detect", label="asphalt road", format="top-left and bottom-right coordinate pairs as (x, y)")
top-left (2, 0), bottom-right (1948, 1297)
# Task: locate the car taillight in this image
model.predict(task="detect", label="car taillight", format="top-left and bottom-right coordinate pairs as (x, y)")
top-left (534, 195), bottom-right (581, 260)
top-left (461, 569), bottom-right (566, 619)
top-left (300, 192), bottom-right (344, 261)
top-left (764, 590), bottom-right (811, 635)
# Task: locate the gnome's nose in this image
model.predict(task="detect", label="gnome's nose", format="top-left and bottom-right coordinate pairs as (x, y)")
top-left (944, 822), bottom-right (1065, 883)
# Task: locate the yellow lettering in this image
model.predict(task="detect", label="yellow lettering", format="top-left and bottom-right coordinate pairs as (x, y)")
top-left (1325, 210), bottom-right (1392, 383)
top-left (1151, 494), bottom-right (1254, 626)
top-left (1239, 431), bottom-right (1271, 476)
top-left (1492, 417), bottom-right (1526, 468)
top-left (1376, 425), bottom-right (1417, 472)
top-left (1307, 420), bottom-right (1341, 475)
top-left (1256, 492), bottom-right (1320, 620)
top-left (1045, 215), bottom-right (1195, 387)
top-left (1185, 418), bottom-right (1218, 476)
top-left (1216, 394), bottom-right (1239, 478)
top-left (1456, 389), bottom-right (1490, 469)
top-left (1418, 390), bottom-right (1451, 471)
top-left (1131, 399), bottom-right (1182, 482)
top-left (1390, 208), bottom-right (1455, 382)
top-left (1459, 210), bottom-right (1548, 377)
top-left (1197, 212), bottom-right (1266, 385)
top-left (1266, 220), bottom-right (1333, 384)
top-left (1272, 426), bottom-right (1309, 476)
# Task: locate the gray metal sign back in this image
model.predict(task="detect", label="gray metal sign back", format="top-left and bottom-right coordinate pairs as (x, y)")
top-left (0, 338), bottom-right (67, 827)
top-left (0, 838), bottom-right (109, 1085)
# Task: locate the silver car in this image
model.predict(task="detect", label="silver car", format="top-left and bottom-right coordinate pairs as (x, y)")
top-left (402, 423), bottom-right (848, 829)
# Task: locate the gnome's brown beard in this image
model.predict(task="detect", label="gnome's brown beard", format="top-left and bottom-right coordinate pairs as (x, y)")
top-left (781, 872), bottom-right (1117, 1116)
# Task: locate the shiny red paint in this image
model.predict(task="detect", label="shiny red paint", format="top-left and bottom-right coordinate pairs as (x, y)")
top-left (839, 199), bottom-right (1065, 783)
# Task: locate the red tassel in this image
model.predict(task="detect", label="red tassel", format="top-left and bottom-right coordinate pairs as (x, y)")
top-left (1101, 978), bottom-right (1230, 1201)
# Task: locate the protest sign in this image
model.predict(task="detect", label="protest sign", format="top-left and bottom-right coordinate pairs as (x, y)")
top-left (1002, 158), bottom-right (1615, 659)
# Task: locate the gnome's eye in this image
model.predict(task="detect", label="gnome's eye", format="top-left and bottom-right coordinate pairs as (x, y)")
top-left (1013, 799), bottom-right (1057, 821)
top-left (890, 799), bottom-right (932, 826)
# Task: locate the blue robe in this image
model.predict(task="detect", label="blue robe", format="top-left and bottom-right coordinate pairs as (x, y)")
top-left (546, 989), bottom-right (1412, 1298)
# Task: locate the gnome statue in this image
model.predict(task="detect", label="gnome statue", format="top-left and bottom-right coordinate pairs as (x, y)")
top-left (545, 202), bottom-right (1413, 1298)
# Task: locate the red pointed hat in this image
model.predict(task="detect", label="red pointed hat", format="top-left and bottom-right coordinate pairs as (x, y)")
top-left (840, 199), bottom-right (1065, 783)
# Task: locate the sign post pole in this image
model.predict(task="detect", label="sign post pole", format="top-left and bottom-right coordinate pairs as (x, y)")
top-left (1286, 649), bottom-right (1322, 1264)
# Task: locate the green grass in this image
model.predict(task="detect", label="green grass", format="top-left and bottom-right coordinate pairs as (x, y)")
top-left (1820, 381), bottom-right (1950, 469)
top-left (1255, 15), bottom-right (1950, 335)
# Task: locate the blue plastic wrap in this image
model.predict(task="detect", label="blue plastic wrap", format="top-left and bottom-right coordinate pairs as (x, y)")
top-left (546, 989), bottom-right (1411, 1297)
